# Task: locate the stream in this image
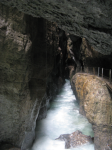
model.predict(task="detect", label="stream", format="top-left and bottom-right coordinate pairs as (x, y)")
top-left (31, 79), bottom-right (94, 150)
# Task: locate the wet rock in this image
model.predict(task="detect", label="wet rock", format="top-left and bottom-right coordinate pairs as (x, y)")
top-left (56, 134), bottom-right (70, 148)
top-left (56, 130), bottom-right (93, 149)
top-left (71, 73), bottom-right (112, 150)
top-left (0, 4), bottom-right (67, 149)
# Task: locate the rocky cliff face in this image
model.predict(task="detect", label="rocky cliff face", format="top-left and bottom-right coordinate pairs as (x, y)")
top-left (0, 5), bottom-right (34, 149)
top-left (0, 2), bottom-right (112, 150)
top-left (80, 38), bottom-right (112, 68)
top-left (71, 73), bottom-right (112, 150)
top-left (0, 0), bottom-right (112, 55)
top-left (65, 36), bottom-right (112, 79)
top-left (0, 4), bottom-right (67, 149)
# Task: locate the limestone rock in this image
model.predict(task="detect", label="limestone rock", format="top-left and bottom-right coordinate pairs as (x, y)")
top-left (56, 130), bottom-right (93, 149)
top-left (0, 4), bottom-right (66, 149)
top-left (1, 0), bottom-right (112, 54)
top-left (71, 73), bottom-right (112, 150)
top-left (80, 38), bottom-right (112, 68)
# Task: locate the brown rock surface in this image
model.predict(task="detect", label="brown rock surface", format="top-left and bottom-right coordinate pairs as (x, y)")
top-left (71, 73), bottom-right (112, 150)
top-left (56, 130), bottom-right (93, 149)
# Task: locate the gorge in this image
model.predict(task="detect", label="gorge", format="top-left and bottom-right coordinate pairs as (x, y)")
top-left (0, 1), bottom-right (112, 150)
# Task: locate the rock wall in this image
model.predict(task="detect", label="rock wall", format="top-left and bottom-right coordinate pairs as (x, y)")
top-left (80, 38), bottom-right (112, 68)
top-left (71, 73), bottom-right (112, 150)
top-left (1, 2), bottom-right (112, 150)
top-left (0, 4), bottom-right (66, 149)
top-left (65, 36), bottom-right (112, 79)
top-left (0, 0), bottom-right (112, 55)
top-left (0, 5), bottom-right (34, 149)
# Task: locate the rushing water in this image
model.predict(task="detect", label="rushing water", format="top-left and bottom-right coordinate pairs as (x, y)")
top-left (31, 79), bottom-right (94, 150)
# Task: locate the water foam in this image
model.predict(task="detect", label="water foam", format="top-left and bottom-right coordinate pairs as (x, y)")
top-left (31, 80), bottom-right (94, 150)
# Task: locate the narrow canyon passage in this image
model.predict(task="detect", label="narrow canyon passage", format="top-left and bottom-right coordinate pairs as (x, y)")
top-left (31, 80), bottom-right (94, 150)
top-left (0, 2), bottom-right (112, 150)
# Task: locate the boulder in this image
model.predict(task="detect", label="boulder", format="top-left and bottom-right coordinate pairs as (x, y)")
top-left (56, 130), bottom-right (93, 149)
top-left (71, 73), bottom-right (112, 150)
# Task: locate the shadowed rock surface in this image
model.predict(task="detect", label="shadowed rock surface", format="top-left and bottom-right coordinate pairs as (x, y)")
top-left (0, 142), bottom-right (21, 150)
top-left (71, 73), bottom-right (112, 150)
top-left (1, 0), bottom-right (112, 55)
top-left (0, 4), bottom-right (67, 150)
top-left (56, 130), bottom-right (93, 149)
top-left (64, 35), bottom-right (112, 80)
top-left (0, 1), bottom-right (112, 150)
top-left (80, 38), bottom-right (112, 68)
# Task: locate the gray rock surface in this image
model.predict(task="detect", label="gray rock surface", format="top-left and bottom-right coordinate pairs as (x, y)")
top-left (0, 1), bottom-right (112, 150)
top-left (0, 0), bottom-right (112, 54)
top-left (0, 4), bottom-right (66, 149)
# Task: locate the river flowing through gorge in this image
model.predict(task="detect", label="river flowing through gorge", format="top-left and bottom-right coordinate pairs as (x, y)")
top-left (30, 80), bottom-right (94, 150)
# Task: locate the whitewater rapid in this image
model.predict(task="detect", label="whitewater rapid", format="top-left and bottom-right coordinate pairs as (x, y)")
top-left (31, 79), bottom-right (94, 150)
